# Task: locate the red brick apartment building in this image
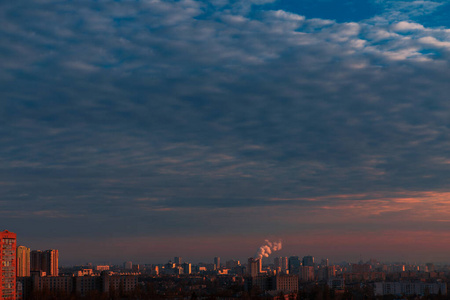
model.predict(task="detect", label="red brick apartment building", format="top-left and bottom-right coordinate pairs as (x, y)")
top-left (0, 230), bottom-right (16, 300)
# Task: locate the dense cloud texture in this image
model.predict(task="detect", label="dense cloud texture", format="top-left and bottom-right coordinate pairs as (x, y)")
top-left (1, 0), bottom-right (450, 263)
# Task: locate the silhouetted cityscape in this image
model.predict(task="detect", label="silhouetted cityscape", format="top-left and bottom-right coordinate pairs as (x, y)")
top-left (2, 230), bottom-right (450, 299)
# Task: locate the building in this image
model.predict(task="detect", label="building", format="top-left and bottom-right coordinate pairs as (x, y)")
top-left (328, 278), bottom-right (345, 290)
top-left (274, 274), bottom-right (298, 292)
top-left (16, 246), bottom-right (30, 277)
top-left (344, 272), bottom-right (385, 282)
top-left (302, 256), bottom-right (314, 267)
top-left (124, 261), bottom-right (133, 270)
top-left (182, 263), bottom-right (192, 274)
top-left (274, 257), bottom-right (288, 273)
top-left (288, 256), bottom-right (300, 275)
top-left (43, 249), bottom-right (58, 276)
top-left (108, 274), bottom-right (138, 294)
top-left (74, 269), bottom-right (94, 277)
top-left (318, 265), bottom-right (336, 281)
top-left (19, 271), bottom-right (139, 298)
top-left (174, 257), bottom-right (182, 265)
top-left (281, 257), bottom-right (288, 271)
top-left (132, 264), bottom-right (140, 272)
top-left (214, 257), bottom-right (221, 269)
top-left (31, 249), bottom-right (59, 276)
top-left (0, 230), bottom-right (17, 300)
top-left (225, 260), bottom-right (240, 269)
top-left (426, 263), bottom-right (435, 272)
top-left (248, 258), bottom-right (262, 277)
top-left (374, 282), bottom-right (447, 296)
top-left (274, 257), bottom-right (282, 271)
top-left (30, 250), bottom-right (42, 273)
top-left (352, 263), bottom-right (371, 273)
top-left (16, 280), bottom-right (24, 300)
top-left (95, 265), bottom-right (110, 272)
top-left (33, 273), bottom-right (73, 294)
top-left (246, 275), bottom-right (298, 293)
top-left (300, 266), bottom-right (315, 282)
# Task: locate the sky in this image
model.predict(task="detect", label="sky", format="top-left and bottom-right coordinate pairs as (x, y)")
top-left (2, 0), bottom-right (450, 265)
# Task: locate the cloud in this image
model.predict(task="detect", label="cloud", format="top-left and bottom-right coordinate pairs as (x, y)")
top-left (392, 21), bottom-right (425, 31)
top-left (419, 36), bottom-right (450, 49)
top-left (2, 0), bottom-right (450, 262)
top-left (379, 0), bottom-right (444, 20)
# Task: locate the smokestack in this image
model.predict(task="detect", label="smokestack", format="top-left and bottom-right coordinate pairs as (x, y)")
top-left (254, 239), bottom-right (282, 260)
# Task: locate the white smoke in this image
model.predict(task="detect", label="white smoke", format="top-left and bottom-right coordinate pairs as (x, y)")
top-left (254, 239), bottom-right (282, 259)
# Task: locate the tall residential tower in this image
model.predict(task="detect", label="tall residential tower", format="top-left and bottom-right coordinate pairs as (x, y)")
top-left (247, 258), bottom-right (262, 277)
top-left (0, 230), bottom-right (17, 300)
top-left (30, 249), bottom-right (59, 276)
top-left (16, 246), bottom-right (30, 277)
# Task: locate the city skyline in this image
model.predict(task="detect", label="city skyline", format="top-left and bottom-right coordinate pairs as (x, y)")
top-left (8, 227), bottom-right (450, 299)
top-left (9, 232), bottom-right (450, 266)
top-left (2, 0), bottom-right (450, 264)
top-left (7, 228), bottom-right (450, 268)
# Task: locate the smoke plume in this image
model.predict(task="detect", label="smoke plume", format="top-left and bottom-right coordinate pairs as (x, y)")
top-left (254, 239), bottom-right (282, 260)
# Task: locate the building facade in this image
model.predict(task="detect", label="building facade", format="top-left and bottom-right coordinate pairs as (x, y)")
top-left (288, 256), bottom-right (301, 275)
top-left (214, 257), bottom-right (220, 269)
top-left (30, 250), bottom-right (42, 273)
top-left (43, 250), bottom-right (59, 276)
top-left (374, 282), bottom-right (447, 296)
top-left (246, 275), bottom-right (299, 293)
top-left (247, 258), bottom-right (262, 277)
top-left (19, 272), bottom-right (139, 298)
top-left (0, 230), bottom-right (17, 300)
top-left (30, 249), bottom-right (59, 276)
top-left (16, 246), bottom-right (30, 277)
top-left (302, 256), bottom-right (314, 267)
top-left (300, 266), bottom-right (315, 282)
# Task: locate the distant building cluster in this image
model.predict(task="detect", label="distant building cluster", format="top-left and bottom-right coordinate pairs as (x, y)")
top-left (2, 229), bottom-right (450, 299)
top-left (243, 254), bottom-right (448, 298)
top-left (30, 249), bottom-right (59, 276)
top-left (1, 230), bottom-right (61, 300)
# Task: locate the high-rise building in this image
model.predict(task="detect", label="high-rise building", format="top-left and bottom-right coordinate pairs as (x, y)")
top-left (16, 246), bottom-right (30, 277)
top-left (182, 263), bottom-right (191, 274)
top-left (321, 258), bottom-right (329, 267)
top-left (0, 230), bottom-right (17, 300)
top-left (300, 266), bottom-right (315, 281)
top-left (247, 258), bottom-right (262, 277)
top-left (124, 261), bottom-right (133, 270)
top-left (225, 260), bottom-right (240, 269)
top-left (214, 257), bottom-right (220, 269)
top-left (281, 257), bottom-right (288, 271)
top-left (274, 257), bottom-right (288, 272)
top-left (274, 257), bottom-right (282, 269)
top-left (42, 249), bottom-right (59, 276)
top-left (31, 250), bottom-right (43, 273)
top-left (288, 256), bottom-right (301, 274)
top-left (174, 257), bottom-right (182, 265)
top-left (302, 255), bottom-right (314, 267)
top-left (30, 249), bottom-right (59, 276)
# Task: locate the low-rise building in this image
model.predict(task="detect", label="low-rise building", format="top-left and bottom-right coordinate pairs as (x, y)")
top-left (374, 281), bottom-right (447, 296)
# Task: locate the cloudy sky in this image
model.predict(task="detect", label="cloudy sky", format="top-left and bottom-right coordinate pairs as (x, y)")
top-left (2, 0), bottom-right (450, 265)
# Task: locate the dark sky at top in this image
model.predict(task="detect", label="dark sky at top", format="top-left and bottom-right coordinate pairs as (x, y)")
top-left (2, 0), bottom-right (450, 264)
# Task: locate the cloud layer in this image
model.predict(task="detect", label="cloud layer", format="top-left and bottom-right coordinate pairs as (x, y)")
top-left (1, 0), bottom-right (450, 263)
